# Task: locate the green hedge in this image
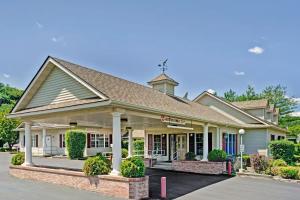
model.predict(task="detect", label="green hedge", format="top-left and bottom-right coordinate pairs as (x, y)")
top-left (122, 148), bottom-right (128, 158)
top-left (133, 139), bottom-right (144, 152)
top-left (11, 152), bottom-right (25, 165)
top-left (65, 130), bottom-right (86, 159)
top-left (272, 159), bottom-right (287, 167)
top-left (279, 166), bottom-right (299, 179)
top-left (269, 140), bottom-right (295, 164)
top-left (120, 157), bottom-right (145, 178)
top-left (83, 156), bottom-right (111, 176)
top-left (295, 144), bottom-right (300, 155)
top-left (208, 149), bottom-right (226, 162)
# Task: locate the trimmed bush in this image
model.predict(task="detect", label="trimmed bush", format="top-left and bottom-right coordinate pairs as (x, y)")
top-left (83, 156), bottom-right (111, 176)
top-left (208, 149), bottom-right (226, 162)
top-left (122, 148), bottom-right (128, 158)
top-left (250, 154), bottom-right (268, 173)
top-left (279, 166), bottom-right (299, 179)
top-left (294, 155), bottom-right (300, 163)
top-left (272, 159), bottom-right (287, 167)
top-left (185, 152), bottom-right (196, 161)
top-left (11, 152), bottom-right (25, 165)
top-left (269, 140), bottom-right (295, 164)
top-left (295, 144), bottom-right (300, 155)
top-left (65, 130), bottom-right (86, 159)
top-left (96, 152), bottom-right (111, 166)
top-left (120, 157), bottom-right (145, 178)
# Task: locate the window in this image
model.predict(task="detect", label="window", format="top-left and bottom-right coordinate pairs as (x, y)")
top-left (153, 135), bottom-right (162, 154)
top-left (195, 134), bottom-right (203, 155)
top-left (224, 133), bottom-right (236, 155)
top-left (32, 135), bottom-right (38, 147)
top-left (59, 134), bottom-right (65, 148)
top-left (90, 133), bottom-right (108, 148)
top-left (271, 134), bottom-right (275, 141)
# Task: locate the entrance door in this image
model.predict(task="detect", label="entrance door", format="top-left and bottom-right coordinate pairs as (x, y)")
top-left (44, 136), bottom-right (52, 154)
top-left (176, 135), bottom-right (187, 160)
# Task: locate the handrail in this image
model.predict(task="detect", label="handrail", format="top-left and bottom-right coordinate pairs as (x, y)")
top-left (172, 151), bottom-right (178, 160)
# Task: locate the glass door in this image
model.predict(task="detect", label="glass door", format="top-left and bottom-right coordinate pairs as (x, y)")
top-left (176, 135), bottom-right (187, 160)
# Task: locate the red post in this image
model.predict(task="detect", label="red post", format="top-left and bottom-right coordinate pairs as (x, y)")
top-left (161, 177), bottom-right (167, 199)
top-left (228, 161), bottom-right (232, 176)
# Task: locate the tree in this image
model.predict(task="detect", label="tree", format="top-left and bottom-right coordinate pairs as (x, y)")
top-left (224, 89), bottom-right (237, 102)
top-left (261, 85), bottom-right (296, 116)
top-left (288, 125), bottom-right (300, 137)
top-left (0, 112), bottom-right (20, 149)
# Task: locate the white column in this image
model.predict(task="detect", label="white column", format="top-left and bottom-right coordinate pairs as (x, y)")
top-left (128, 129), bottom-right (133, 157)
top-left (144, 131), bottom-right (148, 158)
top-left (202, 123), bottom-right (209, 161)
top-left (23, 122), bottom-right (33, 166)
top-left (216, 127), bottom-right (220, 150)
top-left (84, 133), bottom-right (88, 157)
top-left (194, 133), bottom-right (197, 155)
top-left (186, 133), bottom-right (189, 152)
top-left (42, 128), bottom-right (46, 156)
top-left (166, 134), bottom-right (169, 160)
top-left (219, 128), bottom-right (223, 150)
top-left (111, 112), bottom-right (122, 176)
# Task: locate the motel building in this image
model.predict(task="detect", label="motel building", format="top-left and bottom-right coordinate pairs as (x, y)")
top-left (9, 56), bottom-right (287, 174)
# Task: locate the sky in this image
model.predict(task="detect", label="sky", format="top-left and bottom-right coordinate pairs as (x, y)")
top-left (0, 1), bottom-right (299, 111)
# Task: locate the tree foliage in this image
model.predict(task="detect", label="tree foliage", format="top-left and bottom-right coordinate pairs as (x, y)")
top-left (223, 84), bottom-right (297, 116)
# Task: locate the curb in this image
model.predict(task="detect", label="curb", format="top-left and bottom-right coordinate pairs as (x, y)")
top-left (237, 172), bottom-right (300, 184)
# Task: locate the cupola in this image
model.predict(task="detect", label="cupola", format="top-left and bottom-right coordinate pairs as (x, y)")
top-left (148, 73), bottom-right (179, 95)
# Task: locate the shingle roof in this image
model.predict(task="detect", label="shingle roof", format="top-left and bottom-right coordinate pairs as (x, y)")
top-left (232, 99), bottom-right (269, 109)
top-left (148, 73), bottom-right (179, 85)
top-left (51, 57), bottom-right (242, 126)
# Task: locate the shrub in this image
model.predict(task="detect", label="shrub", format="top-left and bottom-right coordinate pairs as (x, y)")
top-left (11, 152), bottom-right (25, 165)
top-left (208, 149), bottom-right (226, 162)
top-left (242, 155), bottom-right (251, 167)
top-left (96, 152), bottom-right (111, 166)
top-left (83, 156), bottom-right (110, 176)
top-left (269, 140), bottom-right (295, 164)
top-left (133, 139), bottom-right (144, 153)
top-left (294, 155), bottom-right (300, 163)
top-left (295, 144), bottom-right (300, 155)
top-left (185, 152), bottom-right (196, 161)
top-left (272, 159), bottom-right (287, 167)
top-left (122, 148), bottom-right (128, 158)
top-left (120, 157), bottom-right (145, 178)
top-left (65, 130), bottom-right (86, 159)
top-left (250, 154), bottom-right (268, 173)
top-left (279, 166), bottom-right (299, 179)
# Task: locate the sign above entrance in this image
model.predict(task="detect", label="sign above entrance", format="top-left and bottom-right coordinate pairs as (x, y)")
top-left (161, 115), bottom-right (186, 125)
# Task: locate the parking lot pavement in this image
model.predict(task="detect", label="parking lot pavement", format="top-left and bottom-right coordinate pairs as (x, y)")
top-left (177, 175), bottom-right (300, 200)
top-left (0, 153), bottom-right (120, 200)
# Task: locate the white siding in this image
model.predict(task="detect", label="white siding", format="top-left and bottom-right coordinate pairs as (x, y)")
top-left (26, 67), bottom-right (97, 108)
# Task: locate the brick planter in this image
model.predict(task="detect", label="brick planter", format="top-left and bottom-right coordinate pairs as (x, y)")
top-left (172, 160), bottom-right (226, 175)
top-left (144, 158), bottom-right (157, 167)
top-left (10, 165), bottom-right (148, 199)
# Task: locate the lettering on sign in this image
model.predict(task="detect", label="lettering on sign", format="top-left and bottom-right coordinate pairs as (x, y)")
top-left (161, 115), bottom-right (186, 125)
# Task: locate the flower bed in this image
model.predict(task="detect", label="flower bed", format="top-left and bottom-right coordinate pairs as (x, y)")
top-left (172, 160), bottom-right (226, 175)
top-left (10, 165), bottom-right (149, 199)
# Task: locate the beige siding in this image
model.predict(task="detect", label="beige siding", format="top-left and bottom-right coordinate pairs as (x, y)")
top-left (26, 67), bottom-right (98, 108)
top-left (196, 95), bottom-right (259, 124)
top-left (246, 108), bottom-right (265, 120)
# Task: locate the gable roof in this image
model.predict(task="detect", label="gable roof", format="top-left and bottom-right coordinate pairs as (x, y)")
top-left (148, 73), bottom-right (179, 86)
top-left (51, 57), bottom-right (242, 126)
top-left (232, 99), bottom-right (269, 109)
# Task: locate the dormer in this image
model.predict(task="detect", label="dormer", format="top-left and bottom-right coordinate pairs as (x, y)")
top-left (148, 73), bottom-right (178, 96)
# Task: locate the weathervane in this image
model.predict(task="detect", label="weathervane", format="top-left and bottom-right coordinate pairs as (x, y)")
top-left (158, 58), bottom-right (168, 73)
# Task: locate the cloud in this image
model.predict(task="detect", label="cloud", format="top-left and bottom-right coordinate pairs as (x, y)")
top-left (290, 112), bottom-right (300, 117)
top-left (292, 97), bottom-right (300, 104)
top-left (3, 73), bottom-right (10, 78)
top-left (36, 22), bottom-right (43, 29)
top-left (51, 36), bottom-right (67, 46)
top-left (207, 89), bottom-right (216, 94)
top-left (248, 46), bottom-right (264, 55)
top-left (234, 71), bottom-right (245, 76)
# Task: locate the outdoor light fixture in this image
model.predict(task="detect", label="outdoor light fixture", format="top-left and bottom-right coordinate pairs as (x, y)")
top-left (167, 125), bottom-right (194, 130)
top-left (239, 129), bottom-right (245, 172)
top-left (69, 122), bottom-right (78, 127)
